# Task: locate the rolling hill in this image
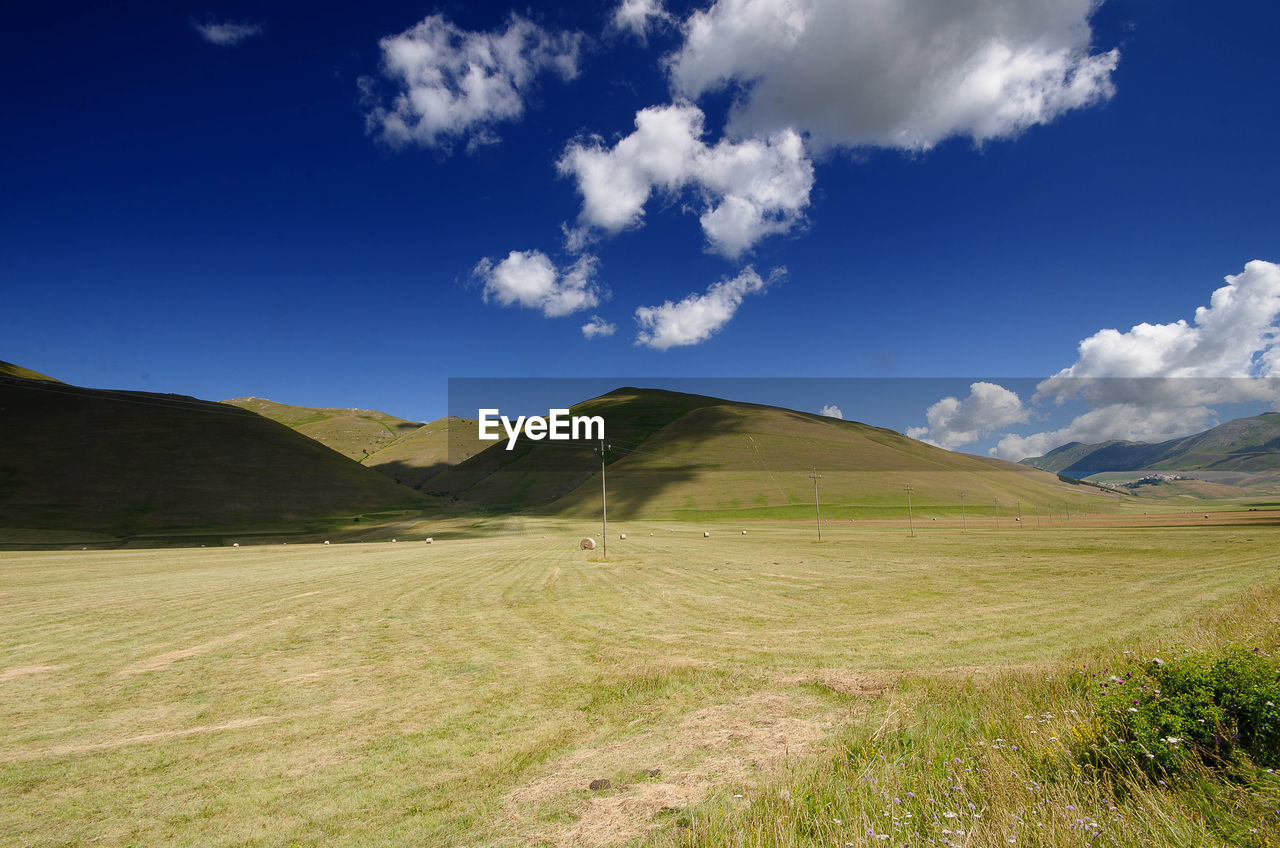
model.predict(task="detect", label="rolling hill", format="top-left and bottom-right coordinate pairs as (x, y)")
top-left (1022, 413), bottom-right (1280, 478)
top-left (222, 397), bottom-right (423, 460)
top-left (361, 416), bottom-right (484, 489)
top-left (218, 398), bottom-right (484, 488)
top-left (425, 388), bottom-right (1113, 520)
top-left (0, 360), bottom-right (61, 383)
top-left (0, 373), bottom-right (427, 543)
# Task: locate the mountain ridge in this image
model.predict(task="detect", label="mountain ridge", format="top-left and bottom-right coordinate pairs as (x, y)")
top-left (1020, 412), bottom-right (1280, 477)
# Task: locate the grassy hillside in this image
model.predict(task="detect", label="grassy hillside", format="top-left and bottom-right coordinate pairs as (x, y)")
top-left (360, 416), bottom-right (483, 488)
top-left (0, 377), bottom-right (427, 542)
top-left (0, 360), bottom-right (61, 383)
top-left (223, 397), bottom-right (422, 461)
top-left (1023, 412), bottom-right (1280, 477)
top-left (431, 388), bottom-right (1114, 519)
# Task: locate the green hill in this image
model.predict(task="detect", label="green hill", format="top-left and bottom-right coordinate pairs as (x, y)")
top-left (0, 376), bottom-right (426, 542)
top-left (361, 417), bottom-right (484, 489)
top-left (222, 397), bottom-right (422, 460)
top-left (1022, 413), bottom-right (1280, 478)
top-left (428, 388), bottom-right (1112, 520)
top-left (0, 360), bottom-right (61, 383)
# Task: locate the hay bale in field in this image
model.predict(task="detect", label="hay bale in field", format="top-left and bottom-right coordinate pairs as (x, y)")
top-left (324, 540), bottom-right (330, 545)
top-left (619, 533), bottom-right (626, 540)
top-left (703, 531), bottom-right (710, 538)
top-left (424, 537), bottom-right (433, 544)
top-left (232, 542), bottom-right (240, 547)
top-left (741, 530), bottom-right (747, 535)
top-left (580, 537), bottom-right (596, 550)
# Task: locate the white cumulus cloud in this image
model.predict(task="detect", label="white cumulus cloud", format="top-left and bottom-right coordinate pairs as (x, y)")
top-left (612, 0), bottom-right (673, 41)
top-left (984, 260), bottom-right (1280, 460)
top-left (635, 266), bottom-right (780, 350)
top-left (667, 0), bottom-right (1118, 153)
top-left (1037, 260), bottom-right (1280, 404)
top-left (819, 404), bottom-right (843, 419)
top-left (473, 251), bottom-right (603, 318)
top-left (904, 261), bottom-right (1280, 460)
top-left (581, 315), bottom-right (617, 339)
top-left (190, 18), bottom-right (263, 46)
top-left (366, 13), bottom-right (582, 152)
top-left (906, 382), bottom-right (1028, 449)
top-left (557, 103), bottom-right (813, 258)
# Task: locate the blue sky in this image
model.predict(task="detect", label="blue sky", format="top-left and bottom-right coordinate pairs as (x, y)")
top-left (3, 0), bottom-right (1278, 459)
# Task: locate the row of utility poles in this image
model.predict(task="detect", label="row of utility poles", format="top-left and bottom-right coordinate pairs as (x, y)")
top-left (808, 468), bottom-right (1075, 540)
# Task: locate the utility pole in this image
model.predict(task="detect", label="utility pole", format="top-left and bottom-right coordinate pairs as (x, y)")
top-left (598, 440), bottom-right (610, 557)
top-left (809, 467), bottom-right (823, 540)
top-left (960, 491), bottom-right (967, 533)
top-left (1035, 503), bottom-right (1040, 529)
top-left (905, 483), bottom-right (915, 537)
top-left (1017, 501), bottom-right (1022, 529)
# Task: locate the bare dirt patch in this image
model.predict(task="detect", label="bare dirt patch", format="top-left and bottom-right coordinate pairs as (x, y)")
top-left (506, 691), bottom-right (849, 847)
top-left (783, 668), bottom-right (887, 698)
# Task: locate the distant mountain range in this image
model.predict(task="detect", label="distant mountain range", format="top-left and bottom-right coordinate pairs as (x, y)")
top-left (1020, 412), bottom-right (1280, 478)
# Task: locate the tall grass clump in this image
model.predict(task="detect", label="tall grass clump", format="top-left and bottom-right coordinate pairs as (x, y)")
top-left (654, 586), bottom-right (1280, 847)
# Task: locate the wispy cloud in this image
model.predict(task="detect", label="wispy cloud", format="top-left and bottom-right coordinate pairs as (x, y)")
top-left (581, 316), bottom-right (617, 339)
top-left (611, 0), bottom-right (673, 43)
top-left (190, 17), bottom-right (264, 47)
top-left (819, 404), bottom-right (843, 419)
top-left (635, 266), bottom-right (781, 350)
top-left (365, 13), bottom-right (582, 154)
top-left (473, 251), bottom-right (604, 318)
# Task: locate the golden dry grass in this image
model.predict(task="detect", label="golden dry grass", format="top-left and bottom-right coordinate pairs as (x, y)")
top-left (2, 515), bottom-right (1278, 846)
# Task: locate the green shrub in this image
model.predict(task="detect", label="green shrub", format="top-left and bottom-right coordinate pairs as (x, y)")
top-left (1077, 647), bottom-right (1280, 776)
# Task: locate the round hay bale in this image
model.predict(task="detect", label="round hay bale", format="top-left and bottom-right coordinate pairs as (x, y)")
top-left (324, 540), bottom-right (330, 545)
top-left (232, 542), bottom-right (240, 547)
top-left (741, 530), bottom-right (747, 535)
top-left (619, 533), bottom-right (626, 540)
top-left (580, 537), bottom-right (596, 550)
top-left (391, 538), bottom-right (397, 542)
top-left (703, 531), bottom-right (710, 538)
top-left (424, 537), bottom-right (433, 544)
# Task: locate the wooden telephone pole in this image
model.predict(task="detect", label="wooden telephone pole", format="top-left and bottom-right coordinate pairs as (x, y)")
top-left (809, 467), bottom-right (822, 541)
top-left (599, 440), bottom-right (609, 557)
top-left (905, 483), bottom-right (915, 537)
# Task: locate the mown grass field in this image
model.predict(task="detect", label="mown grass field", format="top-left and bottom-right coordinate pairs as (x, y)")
top-left (3, 515), bottom-right (1279, 846)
